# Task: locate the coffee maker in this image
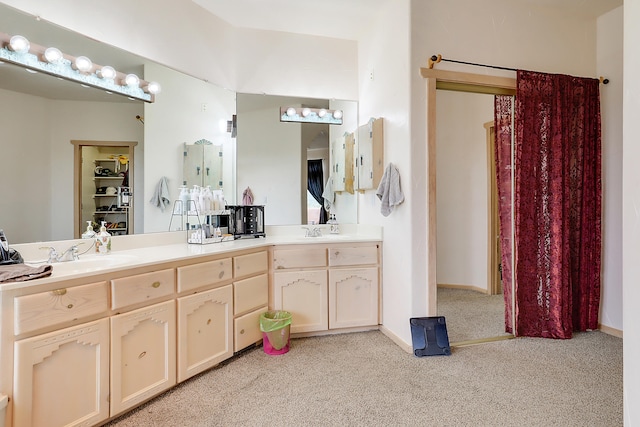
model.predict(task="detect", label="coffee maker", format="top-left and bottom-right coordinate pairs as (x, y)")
top-left (227, 205), bottom-right (265, 239)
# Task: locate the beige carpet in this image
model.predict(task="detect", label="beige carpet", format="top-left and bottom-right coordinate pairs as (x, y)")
top-left (105, 330), bottom-right (622, 427)
top-left (437, 287), bottom-right (511, 344)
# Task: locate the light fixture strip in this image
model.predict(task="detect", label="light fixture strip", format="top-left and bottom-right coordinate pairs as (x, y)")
top-left (280, 106), bottom-right (343, 125)
top-left (0, 31), bottom-right (156, 103)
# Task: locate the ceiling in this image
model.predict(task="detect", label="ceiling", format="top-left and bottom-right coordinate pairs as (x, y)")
top-left (0, 0), bottom-right (623, 102)
top-left (194, 0), bottom-right (623, 40)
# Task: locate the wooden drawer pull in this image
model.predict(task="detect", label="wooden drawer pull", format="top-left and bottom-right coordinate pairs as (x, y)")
top-left (138, 351), bottom-right (147, 359)
top-left (51, 289), bottom-right (67, 296)
top-left (67, 304), bottom-right (74, 309)
top-left (151, 281), bottom-right (161, 288)
top-left (240, 329), bottom-right (245, 335)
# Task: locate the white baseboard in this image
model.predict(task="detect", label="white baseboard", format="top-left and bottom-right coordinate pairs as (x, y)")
top-left (379, 325), bottom-right (413, 354)
top-left (437, 283), bottom-right (489, 294)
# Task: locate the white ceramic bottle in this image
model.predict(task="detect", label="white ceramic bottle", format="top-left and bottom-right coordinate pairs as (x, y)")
top-left (95, 221), bottom-right (111, 254)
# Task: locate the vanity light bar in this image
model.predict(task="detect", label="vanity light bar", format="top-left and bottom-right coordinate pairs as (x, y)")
top-left (280, 106), bottom-right (343, 125)
top-left (0, 31), bottom-right (160, 102)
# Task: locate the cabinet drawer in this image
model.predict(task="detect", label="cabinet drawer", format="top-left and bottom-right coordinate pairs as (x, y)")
top-left (234, 251), bottom-right (268, 279)
top-left (177, 258), bottom-right (232, 293)
top-left (14, 281), bottom-right (109, 335)
top-left (234, 274), bottom-right (268, 315)
top-left (111, 269), bottom-right (175, 310)
top-left (328, 245), bottom-right (379, 267)
top-left (273, 247), bottom-right (327, 269)
top-left (234, 306), bottom-right (268, 352)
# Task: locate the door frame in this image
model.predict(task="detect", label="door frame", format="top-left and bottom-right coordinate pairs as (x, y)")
top-left (421, 68), bottom-right (516, 328)
top-left (71, 140), bottom-right (137, 238)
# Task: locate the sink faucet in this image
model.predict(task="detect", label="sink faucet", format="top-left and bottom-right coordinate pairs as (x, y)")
top-left (302, 227), bottom-right (322, 238)
top-left (40, 243), bottom-right (83, 263)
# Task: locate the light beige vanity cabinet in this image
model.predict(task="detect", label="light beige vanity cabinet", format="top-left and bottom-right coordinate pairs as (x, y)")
top-left (272, 243), bottom-right (381, 335)
top-left (176, 285), bottom-right (233, 382)
top-left (13, 318), bottom-right (110, 427)
top-left (233, 251), bottom-right (269, 352)
top-left (110, 299), bottom-right (176, 416)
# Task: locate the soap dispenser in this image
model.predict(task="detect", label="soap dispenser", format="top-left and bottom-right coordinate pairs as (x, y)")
top-left (82, 221), bottom-right (96, 239)
top-left (329, 214), bottom-right (340, 234)
top-left (95, 221), bottom-right (111, 254)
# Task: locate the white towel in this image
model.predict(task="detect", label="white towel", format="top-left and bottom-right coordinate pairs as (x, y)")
top-left (376, 163), bottom-right (404, 216)
top-left (149, 176), bottom-right (171, 212)
top-left (322, 175), bottom-right (335, 211)
top-left (242, 187), bottom-right (254, 205)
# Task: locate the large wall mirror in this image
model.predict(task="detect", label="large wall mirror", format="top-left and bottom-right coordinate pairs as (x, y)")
top-left (0, 3), bottom-right (358, 245)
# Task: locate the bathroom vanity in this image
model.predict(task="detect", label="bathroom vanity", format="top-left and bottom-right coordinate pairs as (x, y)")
top-left (0, 226), bottom-right (381, 427)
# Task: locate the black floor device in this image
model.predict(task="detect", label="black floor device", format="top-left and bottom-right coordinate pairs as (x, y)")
top-left (409, 316), bottom-right (451, 357)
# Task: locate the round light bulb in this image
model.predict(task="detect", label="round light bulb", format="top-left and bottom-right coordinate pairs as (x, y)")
top-left (124, 73), bottom-right (140, 87)
top-left (99, 65), bottom-right (117, 80)
top-left (144, 81), bottom-right (161, 94)
top-left (9, 35), bottom-right (30, 53)
top-left (301, 108), bottom-right (311, 117)
top-left (286, 107), bottom-right (296, 117)
top-left (74, 56), bottom-right (93, 72)
top-left (332, 110), bottom-right (343, 120)
top-left (318, 109), bottom-right (327, 118)
top-left (43, 47), bottom-right (63, 63)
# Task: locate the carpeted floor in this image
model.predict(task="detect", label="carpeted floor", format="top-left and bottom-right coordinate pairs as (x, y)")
top-left (437, 287), bottom-right (512, 344)
top-left (105, 329), bottom-right (622, 427)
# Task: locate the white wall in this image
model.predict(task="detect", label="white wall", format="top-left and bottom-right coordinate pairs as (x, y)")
top-left (0, 86), bottom-right (142, 244)
top-left (623, 1), bottom-right (639, 424)
top-left (357, 0), bottom-right (413, 343)
top-left (143, 62), bottom-right (235, 234)
top-left (236, 95), bottom-right (302, 225)
top-left (0, 89), bottom-right (51, 244)
top-left (597, 7), bottom-right (623, 333)
top-left (436, 91), bottom-right (493, 291)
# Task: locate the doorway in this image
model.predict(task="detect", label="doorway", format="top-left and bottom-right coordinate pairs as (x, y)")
top-left (422, 68), bottom-right (516, 345)
top-left (72, 140), bottom-right (137, 239)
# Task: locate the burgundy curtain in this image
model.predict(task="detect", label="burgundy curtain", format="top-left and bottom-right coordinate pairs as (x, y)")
top-left (494, 95), bottom-right (515, 334)
top-left (501, 70), bottom-right (602, 339)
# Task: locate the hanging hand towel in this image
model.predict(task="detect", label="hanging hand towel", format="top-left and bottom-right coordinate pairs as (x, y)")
top-left (376, 163), bottom-right (404, 216)
top-left (242, 187), bottom-right (254, 205)
top-left (149, 176), bottom-right (171, 212)
top-left (322, 175), bottom-right (335, 211)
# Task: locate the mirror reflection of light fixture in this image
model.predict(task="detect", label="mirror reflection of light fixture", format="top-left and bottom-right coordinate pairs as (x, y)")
top-left (98, 65), bottom-right (117, 80)
top-left (73, 55), bottom-right (93, 73)
top-left (43, 47), bottom-right (63, 63)
top-left (8, 35), bottom-right (29, 53)
top-left (124, 73), bottom-right (140, 87)
top-left (280, 106), bottom-right (343, 125)
top-left (0, 31), bottom-right (160, 103)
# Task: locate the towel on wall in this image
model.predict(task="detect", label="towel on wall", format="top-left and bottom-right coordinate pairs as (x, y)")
top-left (376, 163), bottom-right (404, 216)
top-left (242, 187), bottom-right (254, 205)
top-left (149, 176), bottom-right (171, 212)
top-left (322, 175), bottom-right (335, 211)
top-left (0, 264), bottom-right (52, 283)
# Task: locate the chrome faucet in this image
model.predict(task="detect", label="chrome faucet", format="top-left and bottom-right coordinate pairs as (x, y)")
top-left (303, 226), bottom-right (322, 238)
top-left (40, 243), bottom-right (83, 263)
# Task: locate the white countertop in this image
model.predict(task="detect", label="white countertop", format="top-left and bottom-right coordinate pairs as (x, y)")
top-left (4, 224), bottom-right (382, 290)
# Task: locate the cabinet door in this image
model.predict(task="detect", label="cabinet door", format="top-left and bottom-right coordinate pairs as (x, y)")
top-left (177, 285), bottom-right (233, 382)
top-left (331, 135), bottom-right (346, 192)
top-left (234, 306), bottom-right (268, 352)
top-left (273, 270), bottom-right (327, 333)
top-left (13, 318), bottom-right (110, 427)
top-left (110, 300), bottom-right (176, 416)
top-left (329, 268), bottom-right (379, 329)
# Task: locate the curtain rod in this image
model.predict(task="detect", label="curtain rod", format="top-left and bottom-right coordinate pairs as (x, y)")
top-left (428, 54), bottom-right (609, 84)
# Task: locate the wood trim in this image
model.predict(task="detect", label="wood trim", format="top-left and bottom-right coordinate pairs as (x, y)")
top-left (485, 121), bottom-right (501, 296)
top-left (71, 140), bottom-right (138, 239)
top-left (426, 77), bottom-right (438, 316)
top-left (598, 324), bottom-right (623, 338)
top-left (451, 334), bottom-right (515, 348)
top-left (420, 68), bottom-right (516, 93)
top-left (437, 283), bottom-right (489, 295)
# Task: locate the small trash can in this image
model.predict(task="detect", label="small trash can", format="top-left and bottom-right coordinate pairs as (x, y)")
top-left (259, 310), bottom-right (292, 355)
